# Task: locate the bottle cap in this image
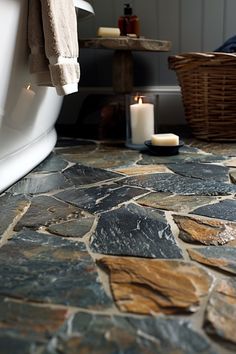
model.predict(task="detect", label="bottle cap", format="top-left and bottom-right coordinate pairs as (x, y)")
top-left (124, 3), bottom-right (132, 15)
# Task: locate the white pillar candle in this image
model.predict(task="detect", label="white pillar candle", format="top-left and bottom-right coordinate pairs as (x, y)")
top-left (151, 133), bottom-right (179, 146)
top-left (130, 97), bottom-right (154, 145)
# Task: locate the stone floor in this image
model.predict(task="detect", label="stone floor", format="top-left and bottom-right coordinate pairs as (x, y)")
top-left (0, 137), bottom-right (236, 354)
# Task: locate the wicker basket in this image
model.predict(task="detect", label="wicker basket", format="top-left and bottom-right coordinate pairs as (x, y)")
top-left (168, 52), bottom-right (236, 141)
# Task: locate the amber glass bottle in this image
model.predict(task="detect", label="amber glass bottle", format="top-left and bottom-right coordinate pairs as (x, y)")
top-left (118, 3), bottom-right (140, 37)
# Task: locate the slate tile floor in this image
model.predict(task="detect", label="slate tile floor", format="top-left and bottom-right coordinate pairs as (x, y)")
top-left (0, 137), bottom-right (236, 353)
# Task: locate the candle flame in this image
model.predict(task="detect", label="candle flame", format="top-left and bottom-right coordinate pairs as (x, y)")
top-left (26, 84), bottom-right (31, 90)
top-left (134, 95), bottom-right (144, 104)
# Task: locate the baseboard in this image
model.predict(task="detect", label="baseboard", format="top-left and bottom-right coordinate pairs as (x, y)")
top-left (58, 85), bottom-right (186, 126)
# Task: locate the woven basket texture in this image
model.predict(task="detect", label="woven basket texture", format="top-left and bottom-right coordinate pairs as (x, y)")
top-left (169, 52), bottom-right (236, 141)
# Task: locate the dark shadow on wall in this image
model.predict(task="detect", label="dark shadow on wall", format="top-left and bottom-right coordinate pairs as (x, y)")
top-left (56, 94), bottom-right (126, 140)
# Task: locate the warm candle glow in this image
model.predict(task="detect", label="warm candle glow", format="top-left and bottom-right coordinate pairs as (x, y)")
top-left (130, 95), bottom-right (154, 145)
top-left (134, 95), bottom-right (144, 104)
top-left (26, 84), bottom-right (31, 90)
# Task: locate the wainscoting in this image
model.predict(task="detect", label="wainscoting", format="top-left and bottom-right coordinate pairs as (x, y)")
top-left (78, 0), bottom-right (236, 86)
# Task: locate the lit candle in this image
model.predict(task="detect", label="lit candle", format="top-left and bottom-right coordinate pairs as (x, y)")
top-left (130, 97), bottom-right (154, 145)
top-left (10, 84), bottom-right (36, 127)
top-left (151, 133), bottom-right (179, 146)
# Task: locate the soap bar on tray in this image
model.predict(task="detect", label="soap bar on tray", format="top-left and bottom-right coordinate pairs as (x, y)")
top-left (151, 133), bottom-right (179, 146)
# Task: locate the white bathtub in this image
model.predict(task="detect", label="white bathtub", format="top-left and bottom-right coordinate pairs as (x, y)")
top-left (0, 0), bottom-right (94, 193)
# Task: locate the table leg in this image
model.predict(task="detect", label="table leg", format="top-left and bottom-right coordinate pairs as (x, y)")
top-left (112, 50), bottom-right (133, 93)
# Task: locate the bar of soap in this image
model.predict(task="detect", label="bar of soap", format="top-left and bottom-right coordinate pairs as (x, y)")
top-left (97, 27), bottom-right (120, 37)
top-left (151, 133), bottom-right (179, 146)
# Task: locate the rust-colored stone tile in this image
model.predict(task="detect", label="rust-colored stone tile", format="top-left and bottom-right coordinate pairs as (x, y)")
top-left (115, 165), bottom-right (171, 176)
top-left (204, 278), bottom-right (236, 348)
top-left (187, 139), bottom-right (236, 156)
top-left (137, 193), bottom-right (216, 213)
top-left (98, 257), bottom-right (212, 315)
top-left (174, 214), bottom-right (236, 245)
top-left (188, 247), bottom-right (236, 275)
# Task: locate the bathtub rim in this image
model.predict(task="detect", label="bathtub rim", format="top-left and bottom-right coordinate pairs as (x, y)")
top-left (74, 0), bottom-right (94, 19)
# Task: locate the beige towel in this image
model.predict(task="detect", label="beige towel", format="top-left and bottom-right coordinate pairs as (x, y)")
top-left (28, 0), bottom-right (80, 96)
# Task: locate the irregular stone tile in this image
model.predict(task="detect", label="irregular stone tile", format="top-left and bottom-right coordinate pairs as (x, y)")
top-left (137, 193), bottom-right (217, 213)
top-left (192, 199), bottom-right (236, 222)
top-left (0, 334), bottom-right (45, 354)
top-left (167, 162), bottom-right (230, 182)
top-left (0, 297), bottom-right (68, 340)
top-left (187, 139), bottom-right (236, 157)
top-left (32, 153), bottom-right (68, 174)
top-left (139, 149), bottom-right (226, 165)
top-left (56, 184), bottom-right (147, 214)
top-left (98, 257), bottom-right (212, 314)
top-left (119, 173), bottom-right (236, 196)
top-left (47, 217), bottom-right (95, 238)
top-left (229, 170), bottom-right (236, 183)
top-left (14, 195), bottom-right (85, 231)
top-left (57, 313), bottom-right (218, 354)
top-left (0, 229), bottom-right (111, 309)
top-left (0, 194), bottom-right (29, 238)
top-left (8, 173), bottom-right (73, 195)
top-left (224, 158), bottom-right (236, 168)
top-left (115, 164), bottom-right (171, 175)
top-left (60, 147), bottom-right (139, 169)
top-left (188, 247), bottom-right (236, 274)
top-left (90, 203), bottom-right (183, 258)
top-left (174, 214), bottom-right (236, 245)
top-left (204, 278), bottom-right (236, 348)
top-left (63, 164), bottom-right (121, 186)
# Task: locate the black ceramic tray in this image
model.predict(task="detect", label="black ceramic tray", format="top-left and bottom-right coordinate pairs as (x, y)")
top-left (144, 140), bottom-right (184, 156)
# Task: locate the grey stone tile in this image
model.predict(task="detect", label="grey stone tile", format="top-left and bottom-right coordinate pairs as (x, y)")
top-left (119, 173), bottom-right (236, 196)
top-left (63, 164), bottom-right (121, 186)
top-left (0, 194), bottom-right (29, 238)
top-left (139, 149), bottom-right (226, 165)
top-left (57, 313), bottom-right (219, 354)
top-left (166, 162), bottom-right (230, 182)
top-left (8, 173), bottom-right (73, 195)
top-left (90, 203), bottom-right (183, 258)
top-left (0, 230), bottom-right (112, 309)
top-left (32, 153), bottom-right (68, 173)
top-left (0, 334), bottom-right (45, 354)
top-left (47, 217), bottom-right (95, 238)
top-left (192, 199), bottom-right (236, 222)
top-left (56, 183), bottom-right (148, 214)
top-left (14, 195), bottom-right (85, 232)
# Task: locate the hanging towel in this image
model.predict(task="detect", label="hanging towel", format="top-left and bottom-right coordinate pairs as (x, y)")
top-left (28, 0), bottom-right (80, 96)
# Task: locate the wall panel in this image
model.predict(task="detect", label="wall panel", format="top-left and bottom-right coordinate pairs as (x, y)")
top-left (224, 0), bottom-right (236, 39)
top-left (78, 0), bottom-right (236, 86)
top-left (203, 0), bottom-right (224, 50)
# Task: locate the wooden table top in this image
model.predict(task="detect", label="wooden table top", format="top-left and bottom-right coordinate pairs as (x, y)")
top-left (79, 37), bottom-right (172, 52)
